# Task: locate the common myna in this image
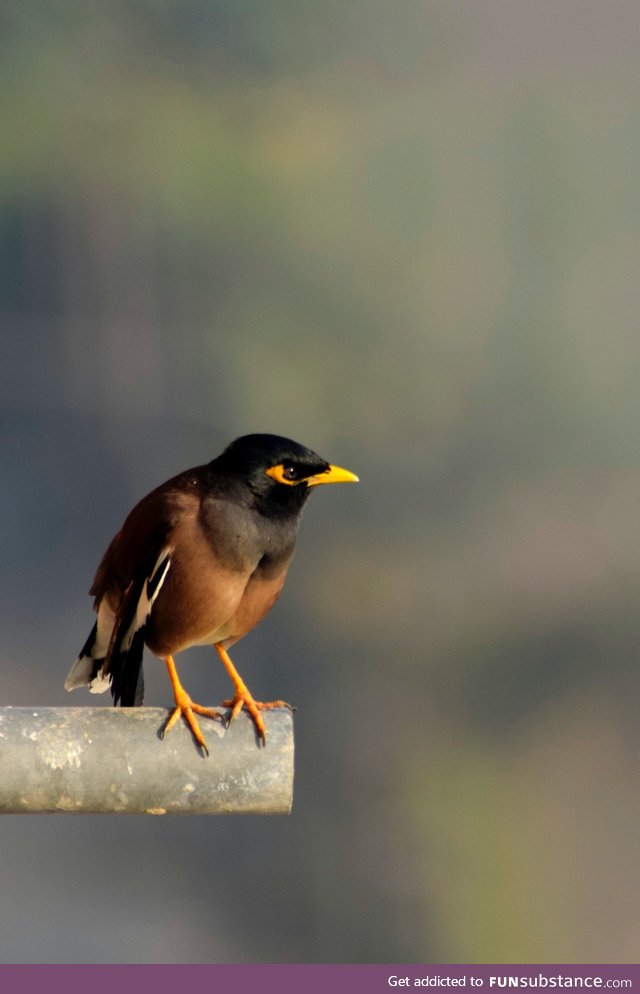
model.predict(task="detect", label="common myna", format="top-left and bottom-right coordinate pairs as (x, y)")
top-left (65, 433), bottom-right (358, 753)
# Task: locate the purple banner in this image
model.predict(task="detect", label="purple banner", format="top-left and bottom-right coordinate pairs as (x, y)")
top-left (0, 964), bottom-right (638, 994)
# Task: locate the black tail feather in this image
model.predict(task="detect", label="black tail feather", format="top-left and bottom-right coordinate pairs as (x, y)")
top-left (79, 621), bottom-right (98, 659)
top-left (109, 626), bottom-right (146, 707)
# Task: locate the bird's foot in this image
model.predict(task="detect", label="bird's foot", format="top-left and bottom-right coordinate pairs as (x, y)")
top-left (162, 693), bottom-right (224, 756)
top-left (221, 692), bottom-right (292, 746)
top-left (162, 654), bottom-right (224, 755)
top-left (214, 642), bottom-right (291, 746)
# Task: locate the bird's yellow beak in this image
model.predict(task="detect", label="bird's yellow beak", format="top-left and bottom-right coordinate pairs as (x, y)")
top-left (304, 464), bottom-right (359, 487)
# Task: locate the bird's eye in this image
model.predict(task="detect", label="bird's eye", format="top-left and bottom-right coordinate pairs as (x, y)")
top-left (265, 462), bottom-right (302, 486)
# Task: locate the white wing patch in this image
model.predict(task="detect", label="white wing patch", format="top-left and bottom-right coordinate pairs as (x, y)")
top-left (65, 601), bottom-right (114, 693)
top-left (89, 600), bottom-right (118, 692)
top-left (93, 600), bottom-right (116, 659)
top-left (89, 672), bottom-right (112, 694)
top-left (121, 548), bottom-right (172, 651)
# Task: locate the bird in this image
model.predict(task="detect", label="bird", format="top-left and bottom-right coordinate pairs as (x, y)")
top-left (65, 433), bottom-right (358, 753)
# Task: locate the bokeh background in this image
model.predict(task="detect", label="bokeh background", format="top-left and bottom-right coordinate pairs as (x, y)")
top-left (2, 0), bottom-right (640, 964)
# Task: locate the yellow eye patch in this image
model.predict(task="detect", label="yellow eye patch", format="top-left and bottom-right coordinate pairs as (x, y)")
top-left (265, 464), bottom-right (298, 486)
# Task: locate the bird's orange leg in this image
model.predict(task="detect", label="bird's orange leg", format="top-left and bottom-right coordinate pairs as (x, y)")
top-left (214, 642), bottom-right (290, 746)
top-left (162, 654), bottom-right (223, 755)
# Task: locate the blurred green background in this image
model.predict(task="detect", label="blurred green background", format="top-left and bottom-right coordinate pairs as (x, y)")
top-left (2, 0), bottom-right (640, 964)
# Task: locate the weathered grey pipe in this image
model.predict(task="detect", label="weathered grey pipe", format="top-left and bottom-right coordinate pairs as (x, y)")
top-left (0, 707), bottom-right (294, 815)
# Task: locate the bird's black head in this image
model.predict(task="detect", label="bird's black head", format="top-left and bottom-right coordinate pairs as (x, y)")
top-left (213, 433), bottom-right (358, 515)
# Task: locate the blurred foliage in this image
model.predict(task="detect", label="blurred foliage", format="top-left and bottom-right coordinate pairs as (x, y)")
top-left (1, 0), bottom-right (640, 965)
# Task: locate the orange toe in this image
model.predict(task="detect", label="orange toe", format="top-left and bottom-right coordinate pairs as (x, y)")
top-left (163, 655), bottom-right (223, 755)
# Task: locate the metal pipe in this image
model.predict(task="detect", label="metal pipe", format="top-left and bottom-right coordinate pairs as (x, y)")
top-left (0, 707), bottom-right (294, 815)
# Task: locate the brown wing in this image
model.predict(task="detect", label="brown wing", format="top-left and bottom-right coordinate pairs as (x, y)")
top-left (77, 469), bottom-right (207, 705)
top-left (90, 469), bottom-right (206, 604)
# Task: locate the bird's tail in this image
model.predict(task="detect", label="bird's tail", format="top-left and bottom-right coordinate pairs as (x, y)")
top-left (64, 621), bottom-right (111, 692)
top-left (65, 605), bottom-right (145, 707)
top-left (106, 627), bottom-right (146, 707)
